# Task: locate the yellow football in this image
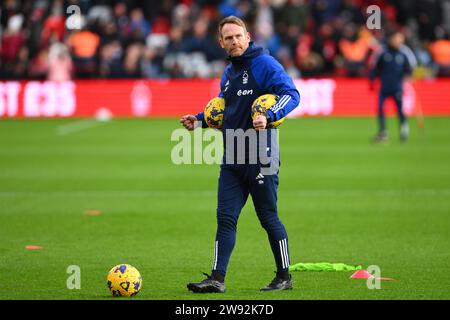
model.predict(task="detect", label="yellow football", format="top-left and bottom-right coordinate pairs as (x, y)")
top-left (251, 94), bottom-right (285, 128)
top-left (204, 97), bottom-right (225, 129)
top-left (107, 264), bottom-right (142, 297)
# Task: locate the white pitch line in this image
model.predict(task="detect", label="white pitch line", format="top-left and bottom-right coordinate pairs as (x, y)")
top-left (57, 119), bottom-right (107, 136)
top-left (57, 108), bottom-right (112, 136)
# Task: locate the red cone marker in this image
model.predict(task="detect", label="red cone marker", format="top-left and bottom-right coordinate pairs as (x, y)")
top-left (350, 270), bottom-right (374, 279)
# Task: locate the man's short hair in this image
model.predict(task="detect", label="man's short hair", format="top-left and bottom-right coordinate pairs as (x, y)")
top-left (385, 28), bottom-right (402, 40)
top-left (218, 16), bottom-right (247, 38)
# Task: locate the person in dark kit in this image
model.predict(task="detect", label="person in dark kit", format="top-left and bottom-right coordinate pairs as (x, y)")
top-left (180, 16), bottom-right (300, 293)
top-left (369, 30), bottom-right (417, 143)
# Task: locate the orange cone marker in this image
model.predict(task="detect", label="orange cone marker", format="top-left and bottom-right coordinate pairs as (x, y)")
top-left (350, 270), bottom-right (374, 279)
top-left (25, 245), bottom-right (43, 250)
top-left (83, 210), bottom-right (101, 216)
top-left (350, 270), bottom-right (396, 280)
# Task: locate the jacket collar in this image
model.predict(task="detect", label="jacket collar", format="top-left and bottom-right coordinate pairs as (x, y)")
top-left (227, 41), bottom-right (266, 64)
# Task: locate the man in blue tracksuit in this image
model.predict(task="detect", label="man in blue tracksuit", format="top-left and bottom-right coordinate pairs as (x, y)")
top-left (180, 16), bottom-right (300, 292)
top-left (369, 30), bottom-right (416, 143)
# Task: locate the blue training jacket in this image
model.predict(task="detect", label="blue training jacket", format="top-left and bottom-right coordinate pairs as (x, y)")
top-left (196, 41), bottom-right (300, 130)
top-left (369, 44), bottom-right (416, 93)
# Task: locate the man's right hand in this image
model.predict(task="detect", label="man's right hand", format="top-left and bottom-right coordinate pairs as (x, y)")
top-left (180, 115), bottom-right (198, 131)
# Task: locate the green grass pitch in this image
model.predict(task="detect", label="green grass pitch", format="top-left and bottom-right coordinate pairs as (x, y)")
top-left (0, 117), bottom-right (449, 300)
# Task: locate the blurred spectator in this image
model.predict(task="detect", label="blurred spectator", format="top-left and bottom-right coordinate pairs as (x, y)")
top-left (99, 40), bottom-right (123, 78)
top-left (1, 0), bottom-right (21, 28)
top-left (443, 0), bottom-right (450, 33)
top-left (338, 24), bottom-right (371, 77)
top-left (275, 0), bottom-right (310, 34)
top-left (113, 1), bottom-right (131, 44)
top-left (171, 3), bottom-right (191, 33)
top-left (48, 42), bottom-right (73, 81)
top-left (28, 47), bottom-right (49, 79)
top-left (274, 0), bottom-right (310, 56)
top-left (123, 42), bottom-right (143, 78)
top-left (40, 0), bottom-right (66, 49)
top-left (141, 14), bottom-right (171, 78)
top-left (27, 1), bottom-right (49, 59)
top-left (413, 40), bottom-right (434, 70)
top-left (100, 20), bottom-right (120, 44)
top-left (1, 0), bottom-right (449, 79)
top-left (316, 22), bottom-right (338, 74)
top-left (141, 46), bottom-right (166, 78)
top-left (146, 15), bottom-right (170, 51)
top-left (180, 17), bottom-right (224, 61)
top-left (14, 45), bottom-right (29, 78)
top-left (1, 14), bottom-right (26, 78)
top-left (87, 1), bottom-right (113, 26)
top-left (128, 8), bottom-right (151, 42)
top-left (1, 14), bottom-right (24, 64)
top-left (277, 45), bottom-right (301, 78)
top-left (67, 20), bottom-right (100, 78)
top-left (428, 30), bottom-right (450, 76)
top-left (414, 0), bottom-right (443, 41)
top-left (311, 0), bottom-right (342, 25)
top-left (339, 0), bottom-right (365, 25)
top-left (254, 0), bottom-right (275, 49)
top-left (296, 33), bottom-right (325, 76)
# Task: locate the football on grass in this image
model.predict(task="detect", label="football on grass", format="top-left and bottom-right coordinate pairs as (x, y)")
top-left (107, 264), bottom-right (142, 297)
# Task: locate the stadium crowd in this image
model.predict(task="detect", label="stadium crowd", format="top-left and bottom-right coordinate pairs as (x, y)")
top-left (1, 0), bottom-right (450, 80)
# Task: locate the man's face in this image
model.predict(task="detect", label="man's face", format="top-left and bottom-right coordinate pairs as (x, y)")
top-left (389, 33), bottom-right (404, 49)
top-left (219, 23), bottom-right (251, 57)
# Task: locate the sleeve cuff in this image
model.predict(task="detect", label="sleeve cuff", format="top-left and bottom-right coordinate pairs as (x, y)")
top-left (265, 109), bottom-right (275, 123)
top-left (195, 112), bottom-right (208, 128)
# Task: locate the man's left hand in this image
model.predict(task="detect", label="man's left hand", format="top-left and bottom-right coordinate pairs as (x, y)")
top-left (253, 115), bottom-right (267, 130)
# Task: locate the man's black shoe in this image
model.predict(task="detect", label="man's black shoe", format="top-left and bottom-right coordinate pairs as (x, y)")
top-left (260, 274), bottom-right (293, 291)
top-left (187, 273), bottom-right (226, 293)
